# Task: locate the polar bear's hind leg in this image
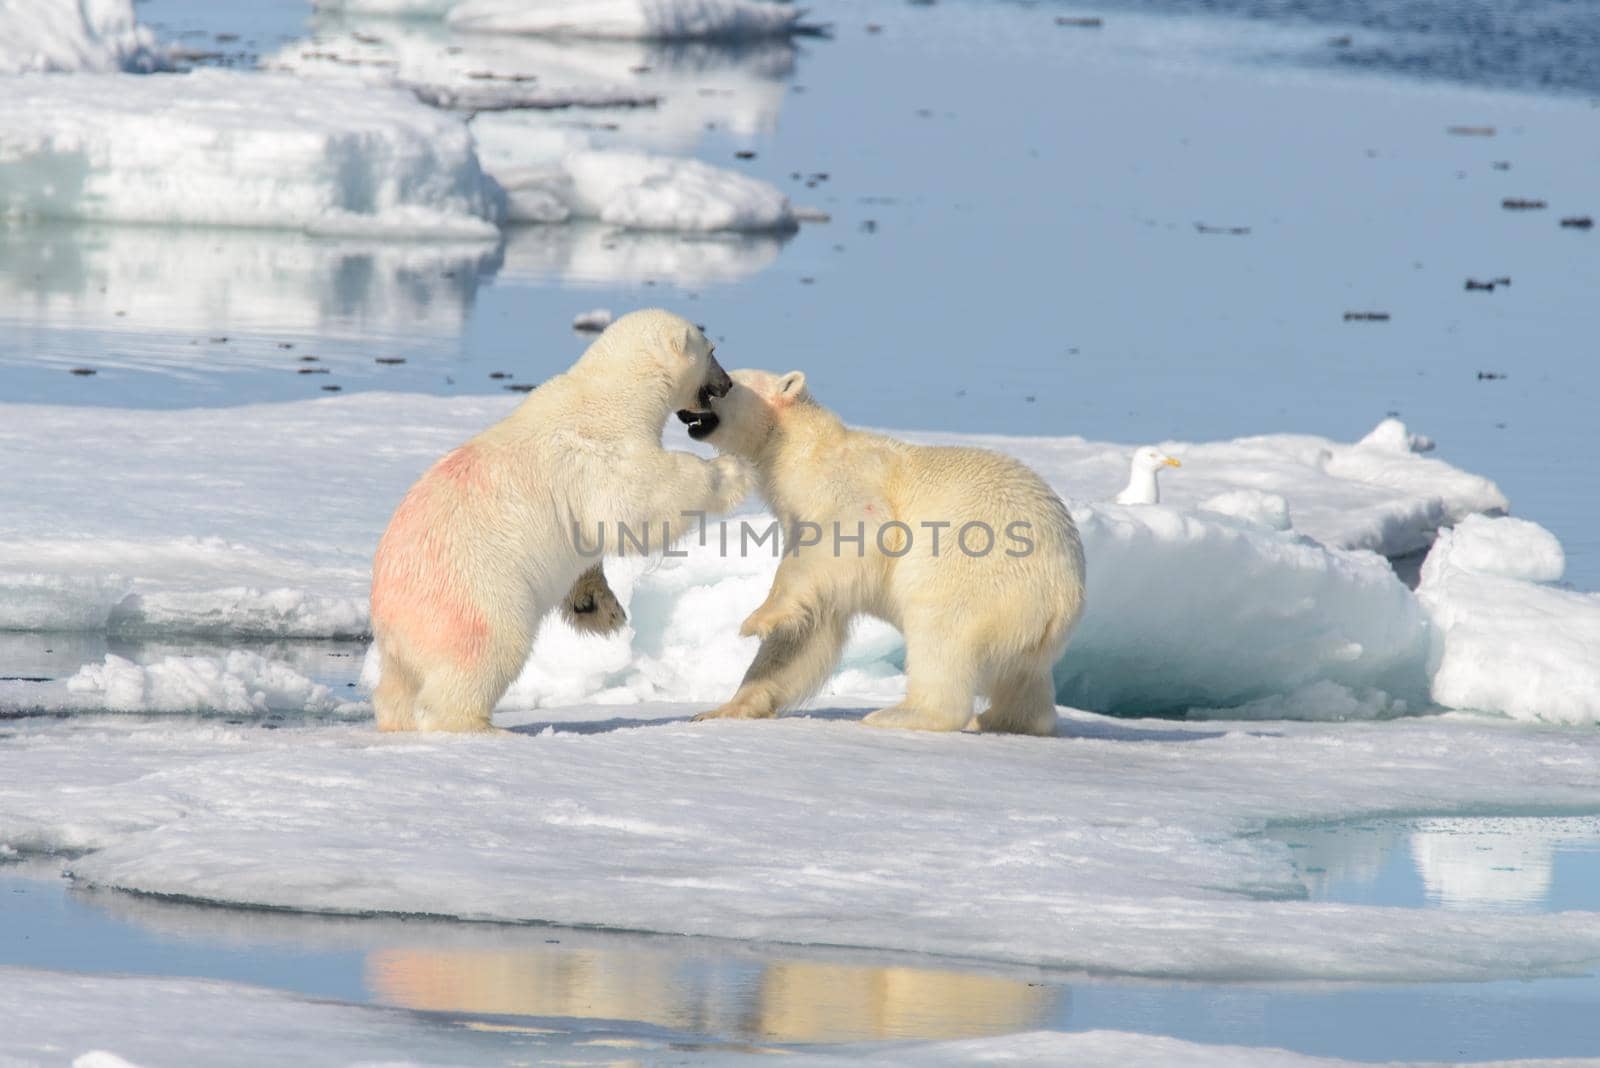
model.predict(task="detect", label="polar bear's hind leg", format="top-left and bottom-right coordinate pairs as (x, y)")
top-left (373, 648), bottom-right (420, 732)
top-left (977, 665), bottom-right (1058, 736)
top-left (862, 623), bottom-right (976, 733)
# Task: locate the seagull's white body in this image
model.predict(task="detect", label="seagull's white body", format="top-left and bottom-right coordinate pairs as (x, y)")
top-left (1115, 446), bottom-right (1182, 505)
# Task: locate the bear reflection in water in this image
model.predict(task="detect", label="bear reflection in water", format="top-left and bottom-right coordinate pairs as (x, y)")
top-left (365, 945), bottom-right (1061, 1042)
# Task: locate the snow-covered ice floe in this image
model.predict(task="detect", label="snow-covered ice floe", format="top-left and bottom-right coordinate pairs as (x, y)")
top-left (6, 968), bottom-right (1531, 1068)
top-left (0, 65), bottom-right (795, 235)
top-left (446, 0), bottom-right (810, 41)
top-left (3, 393), bottom-right (1590, 722)
top-left (497, 149), bottom-right (797, 229)
top-left (0, 71), bottom-right (505, 237)
top-left (56, 652), bottom-right (363, 717)
top-left (265, 23), bottom-right (801, 231)
top-left (265, 22), bottom-right (794, 152)
top-left (911, 416), bottom-right (1507, 561)
top-left (4, 711), bottom-right (1600, 984)
top-left (1418, 515), bottom-right (1600, 725)
top-left (0, 0), bottom-right (164, 75)
top-left (264, 21), bottom-right (664, 112)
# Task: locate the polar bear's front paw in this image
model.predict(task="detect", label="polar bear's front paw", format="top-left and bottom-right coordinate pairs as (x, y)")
top-left (560, 564), bottom-right (627, 636)
top-left (693, 697), bottom-right (774, 721)
top-left (739, 602), bottom-right (797, 640)
top-left (710, 454), bottom-right (755, 511)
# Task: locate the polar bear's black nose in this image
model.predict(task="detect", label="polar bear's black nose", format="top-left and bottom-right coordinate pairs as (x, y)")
top-left (701, 355), bottom-right (733, 403)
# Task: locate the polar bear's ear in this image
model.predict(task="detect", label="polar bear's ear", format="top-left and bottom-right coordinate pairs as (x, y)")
top-left (674, 324), bottom-right (697, 360)
top-left (775, 370), bottom-right (807, 404)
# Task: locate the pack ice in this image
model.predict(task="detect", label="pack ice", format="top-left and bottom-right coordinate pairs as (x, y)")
top-left (0, 0), bottom-right (164, 74)
top-left (0, 71), bottom-right (506, 237)
top-left (4, 710), bottom-right (1600, 985)
top-left (314, 0), bottom-right (809, 40)
top-left (1, 393), bottom-right (1592, 724)
top-left (445, 0), bottom-right (808, 40)
top-left (264, 28), bottom-right (801, 231)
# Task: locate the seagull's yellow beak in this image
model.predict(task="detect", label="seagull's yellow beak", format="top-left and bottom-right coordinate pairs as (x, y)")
top-left (1164, 457), bottom-right (1182, 468)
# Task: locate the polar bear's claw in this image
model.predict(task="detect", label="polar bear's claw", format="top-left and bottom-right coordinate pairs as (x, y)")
top-left (561, 564), bottom-right (627, 636)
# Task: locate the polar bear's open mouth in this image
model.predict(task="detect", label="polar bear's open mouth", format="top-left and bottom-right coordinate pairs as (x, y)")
top-left (678, 361), bottom-right (731, 440)
top-left (676, 408), bottom-right (720, 440)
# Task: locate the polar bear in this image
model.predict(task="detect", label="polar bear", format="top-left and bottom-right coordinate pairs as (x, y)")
top-left (370, 309), bottom-right (752, 732)
top-left (679, 369), bottom-right (1085, 735)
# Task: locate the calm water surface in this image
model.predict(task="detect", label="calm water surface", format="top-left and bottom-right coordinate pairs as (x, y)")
top-left (5, 811), bottom-right (1600, 1062)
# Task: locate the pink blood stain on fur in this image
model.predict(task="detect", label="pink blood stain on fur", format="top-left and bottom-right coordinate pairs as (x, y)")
top-left (435, 444), bottom-right (487, 489)
top-left (371, 448), bottom-right (490, 666)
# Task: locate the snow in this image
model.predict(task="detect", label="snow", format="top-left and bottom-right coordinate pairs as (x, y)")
top-left (1063, 505), bottom-right (1429, 713)
top-left (1417, 516), bottom-right (1600, 725)
top-left (263, 26), bottom-right (662, 112)
top-left (1428, 513), bottom-right (1566, 584)
top-left (0, 0), bottom-right (163, 75)
top-left (1197, 489), bottom-right (1292, 531)
top-left (4, 711), bottom-right (1600, 985)
top-left (446, 0), bottom-right (807, 41)
top-left (4, 967), bottom-right (1503, 1068)
top-left (60, 652), bottom-right (361, 716)
top-left (1359, 416), bottom-right (1435, 455)
top-left (0, 649), bottom-right (365, 720)
top-left (499, 149), bottom-right (797, 230)
top-left (265, 25), bottom-right (794, 153)
top-left (904, 419), bottom-right (1508, 561)
top-left (260, 19), bottom-right (799, 232)
top-left (0, 71), bottom-right (505, 238)
top-left (2, 394), bottom-right (1573, 718)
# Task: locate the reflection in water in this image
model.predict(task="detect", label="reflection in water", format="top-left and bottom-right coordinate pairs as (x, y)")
top-left (499, 222), bottom-right (788, 286)
top-left (20, 865), bottom-right (1600, 1061)
top-left (0, 219), bottom-right (787, 402)
top-left (1269, 816), bottom-right (1600, 912)
top-left (0, 222), bottom-right (499, 346)
top-left (755, 961), bottom-right (1056, 1042)
top-left (1412, 818), bottom-right (1576, 912)
top-left (67, 881), bottom-right (1062, 1045)
top-left (367, 947), bottom-right (1060, 1043)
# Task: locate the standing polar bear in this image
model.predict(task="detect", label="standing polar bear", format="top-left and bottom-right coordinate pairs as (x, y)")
top-left (680, 369), bottom-right (1085, 735)
top-left (370, 309), bottom-right (751, 732)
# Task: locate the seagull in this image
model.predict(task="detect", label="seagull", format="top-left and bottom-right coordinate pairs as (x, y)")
top-left (1115, 446), bottom-right (1182, 505)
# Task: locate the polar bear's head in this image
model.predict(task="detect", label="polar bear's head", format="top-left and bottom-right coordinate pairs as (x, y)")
top-left (678, 367), bottom-right (809, 458)
top-left (585, 308), bottom-right (732, 417)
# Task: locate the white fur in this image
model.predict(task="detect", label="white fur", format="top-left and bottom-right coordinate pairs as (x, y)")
top-left (370, 309), bottom-right (751, 732)
top-left (694, 369), bottom-right (1086, 736)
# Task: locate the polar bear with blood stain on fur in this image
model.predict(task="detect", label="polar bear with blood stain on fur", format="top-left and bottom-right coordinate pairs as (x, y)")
top-left (370, 309), bottom-right (751, 732)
